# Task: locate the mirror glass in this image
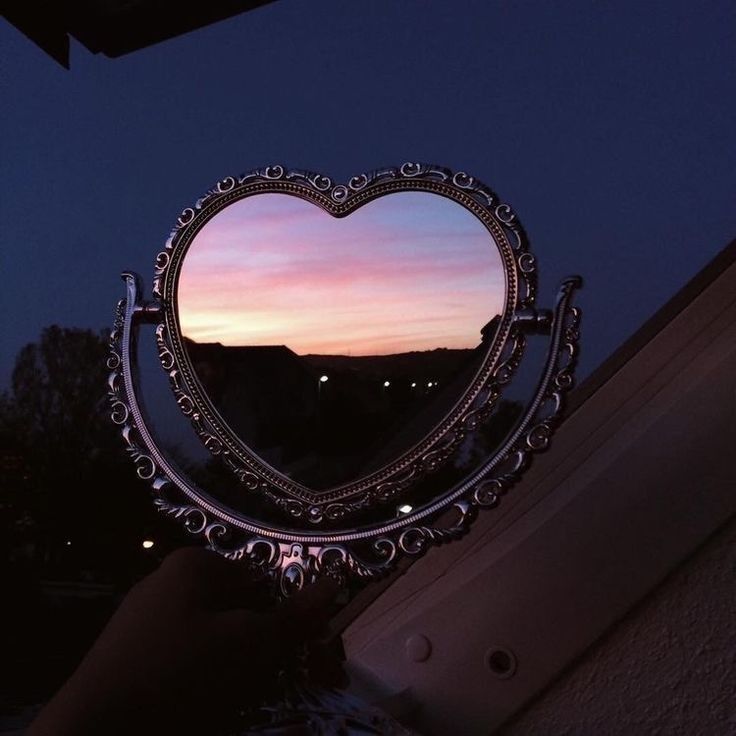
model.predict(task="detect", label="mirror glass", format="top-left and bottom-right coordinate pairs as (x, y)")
top-left (177, 191), bottom-right (505, 490)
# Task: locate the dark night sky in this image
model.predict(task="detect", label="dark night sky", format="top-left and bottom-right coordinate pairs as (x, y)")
top-left (2, 0), bottom-right (735, 390)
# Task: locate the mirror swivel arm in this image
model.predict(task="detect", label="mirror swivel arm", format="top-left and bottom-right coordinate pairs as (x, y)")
top-left (513, 307), bottom-right (553, 334)
top-left (118, 272), bottom-right (162, 323)
top-left (513, 277), bottom-right (582, 335)
top-left (133, 302), bottom-right (162, 323)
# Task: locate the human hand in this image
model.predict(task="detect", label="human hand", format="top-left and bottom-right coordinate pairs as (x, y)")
top-left (28, 547), bottom-right (342, 736)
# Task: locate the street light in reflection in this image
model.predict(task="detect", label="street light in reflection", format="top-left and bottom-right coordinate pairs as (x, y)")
top-left (318, 374), bottom-right (328, 401)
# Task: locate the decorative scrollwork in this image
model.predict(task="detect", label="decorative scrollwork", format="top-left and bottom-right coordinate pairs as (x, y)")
top-left (109, 400), bottom-right (129, 425)
top-left (264, 165), bottom-right (285, 180)
top-left (107, 176), bottom-right (581, 597)
top-left (205, 522), bottom-right (229, 546)
top-left (130, 449), bottom-right (156, 480)
top-left (178, 208), bottom-right (195, 226)
top-left (318, 494), bottom-right (375, 522)
top-left (451, 171), bottom-right (476, 191)
top-left (518, 252), bottom-right (536, 274)
top-left (349, 173), bottom-right (369, 190)
top-left (526, 422), bottom-right (552, 450)
top-left (331, 184), bottom-right (349, 202)
top-left (495, 203), bottom-right (515, 225)
top-left (106, 299), bottom-right (125, 371)
top-left (154, 499), bottom-right (208, 534)
top-left (154, 323), bottom-right (175, 370)
top-left (493, 332), bottom-right (526, 386)
top-left (473, 479), bottom-right (501, 507)
top-left (217, 176), bottom-right (236, 192)
top-left (459, 277), bottom-right (581, 515)
top-left (395, 502), bottom-right (472, 554)
top-left (400, 162), bottom-right (423, 177)
top-left (147, 164), bottom-right (539, 524)
top-left (154, 251), bottom-right (170, 271)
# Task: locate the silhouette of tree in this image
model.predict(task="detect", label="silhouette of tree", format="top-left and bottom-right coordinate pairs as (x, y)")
top-left (0, 326), bottom-right (184, 713)
top-left (0, 325), bottom-right (168, 584)
top-left (5, 325), bottom-right (112, 459)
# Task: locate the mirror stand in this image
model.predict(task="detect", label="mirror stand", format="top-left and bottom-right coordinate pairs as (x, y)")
top-left (108, 271), bottom-right (581, 591)
top-left (108, 269), bottom-right (579, 733)
top-left (106, 164), bottom-right (582, 732)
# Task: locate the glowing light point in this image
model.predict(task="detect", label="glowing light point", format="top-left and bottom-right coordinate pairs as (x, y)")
top-left (383, 381), bottom-right (391, 387)
top-left (398, 504), bottom-right (413, 514)
top-left (427, 381), bottom-right (433, 387)
top-left (142, 539), bottom-right (155, 550)
top-left (66, 540), bottom-right (72, 547)
top-left (319, 375), bottom-right (329, 383)
top-left (411, 382), bottom-right (417, 388)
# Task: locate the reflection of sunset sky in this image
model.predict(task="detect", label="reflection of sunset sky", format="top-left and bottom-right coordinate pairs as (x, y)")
top-left (178, 192), bottom-right (504, 355)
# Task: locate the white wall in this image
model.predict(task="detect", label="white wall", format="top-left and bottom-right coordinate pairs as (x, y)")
top-left (499, 517), bottom-right (736, 735)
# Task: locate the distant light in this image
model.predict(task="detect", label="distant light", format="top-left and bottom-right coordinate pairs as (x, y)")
top-left (398, 504), bottom-right (413, 514)
top-left (142, 539), bottom-right (154, 549)
top-left (427, 381), bottom-right (433, 387)
top-left (319, 375), bottom-right (329, 383)
top-left (383, 381), bottom-right (391, 387)
top-left (411, 382), bottom-right (417, 388)
top-left (66, 540), bottom-right (71, 547)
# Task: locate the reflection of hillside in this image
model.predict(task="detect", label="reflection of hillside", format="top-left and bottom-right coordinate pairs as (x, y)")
top-left (302, 348), bottom-right (487, 478)
top-left (183, 316), bottom-right (499, 490)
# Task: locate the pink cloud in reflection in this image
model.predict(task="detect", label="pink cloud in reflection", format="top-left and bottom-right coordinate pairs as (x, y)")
top-left (179, 192), bottom-right (505, 355)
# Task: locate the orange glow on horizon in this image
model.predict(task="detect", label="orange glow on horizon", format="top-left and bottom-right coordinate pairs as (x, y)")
top-left (178, 192), bottom-right (505, 356)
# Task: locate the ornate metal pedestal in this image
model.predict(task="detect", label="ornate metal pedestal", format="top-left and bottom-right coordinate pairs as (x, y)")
top-left (107, 163), bottom-right (581, 733)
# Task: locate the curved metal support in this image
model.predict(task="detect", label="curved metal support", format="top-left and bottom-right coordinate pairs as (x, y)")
top-left (373, 276), bottom-right (582, 555)
top-left (108, 273), bottom-right (401, 590)
top-left (108, 273), bottom-right (581, 596)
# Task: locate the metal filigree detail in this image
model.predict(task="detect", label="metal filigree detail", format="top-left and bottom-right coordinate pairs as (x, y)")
top-left (149, 164), bottom-right (537, 524)
top-left (396, 502), bottom-right (473, 554)
top-left (154, 499), bottom-right (208, 534)
top-left (368, 277), bottom-right (581, 560)
top-left (461, 278), bottom-right (581, 508)
top-left (107, 279), bottom-right (397, 594)
top-left (108, 269), bottom-right (581, 597)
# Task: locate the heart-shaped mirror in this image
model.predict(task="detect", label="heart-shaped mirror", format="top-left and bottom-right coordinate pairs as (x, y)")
top-left (109, 163), bottom-right (580, 594)
top-left (153, 165), bottom-right (527, 524)
top-left (178, 191), bottom-right (505, 490)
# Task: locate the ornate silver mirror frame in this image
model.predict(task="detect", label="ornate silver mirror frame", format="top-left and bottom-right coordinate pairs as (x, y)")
top-left (107, 163), bottom-right (581, 597)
